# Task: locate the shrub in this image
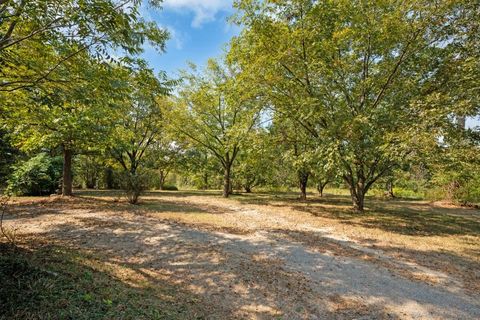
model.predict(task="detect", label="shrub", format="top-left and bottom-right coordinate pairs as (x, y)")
top-left (161, 184), bottom-right (178, 191)
top-left (7, 153), bottom-right (62, 196)
top-left (120, 172), bottom-right (147, 204)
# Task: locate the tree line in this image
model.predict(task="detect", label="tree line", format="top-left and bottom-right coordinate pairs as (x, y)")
top-left (1, 0), bottom-right (479, 212)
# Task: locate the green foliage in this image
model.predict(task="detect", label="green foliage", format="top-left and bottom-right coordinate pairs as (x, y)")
top-left (120, 172), bottom-right (147, 205)
top-left (7, 153), bottom-right (62, 196)
top-left (0, 0), bottom-right (168, 92)
top-left (161, 184), bottom-right (179, 191)
top-left (109, 66), bottom-right (173, 202)
top-left (0, 130), bottom-right (19, 186)
top-left (230, 0), bottom-right (480, 210)
top-left (0, 243), bottom-right (204, 319)
top-left (171, 59), bottom-right (263, 197)
top-left (74, 155), bottom-right (105, 189)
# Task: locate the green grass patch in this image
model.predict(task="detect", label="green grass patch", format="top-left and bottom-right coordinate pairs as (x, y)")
top-left (0, 242), bottom-right (206, 320)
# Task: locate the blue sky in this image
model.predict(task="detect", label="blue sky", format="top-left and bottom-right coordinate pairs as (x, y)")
top-left (140, 0), bottom-right (238, 78)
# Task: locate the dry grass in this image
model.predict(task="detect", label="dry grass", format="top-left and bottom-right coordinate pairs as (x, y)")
top-left (2, 189), bottom-right (480, 319)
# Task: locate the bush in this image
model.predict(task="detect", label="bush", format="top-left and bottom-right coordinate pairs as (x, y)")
top-left (7, 153), bottom-right (62, 196)
top-left (161, 184), bottom-right (178, 191)
top-left (120, 172), bottom-right (147, 204)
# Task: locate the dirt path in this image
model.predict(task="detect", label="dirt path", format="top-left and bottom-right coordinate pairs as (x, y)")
top-left (5, 195), bottom-right (480, 319)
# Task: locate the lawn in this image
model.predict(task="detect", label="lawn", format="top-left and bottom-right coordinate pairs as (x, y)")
top-left (1, 190), bottom-right (479, 319)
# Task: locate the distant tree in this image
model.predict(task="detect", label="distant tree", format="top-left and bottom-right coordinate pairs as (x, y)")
top-left (172, 59), bottom-right (263, 197)
top-left (110, 65), bottom-right (172, 204)
top-left (235, 130), bottom-right (273, 193)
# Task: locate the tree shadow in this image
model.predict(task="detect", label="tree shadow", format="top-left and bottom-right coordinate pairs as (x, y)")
top-left (0, 242), bottom-right (210, 320)
top-left (234, 192), bottom-right (480, 237)
top-left (75, 189), bottom-right (224, 199)
top-left (8, 203), bottom-right (478, 320)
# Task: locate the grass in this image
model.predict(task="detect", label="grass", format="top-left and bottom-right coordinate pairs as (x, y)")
top-left (0, 240), bottom-right (207, 320)
top-left (2, 189), bottom-right (480, 317)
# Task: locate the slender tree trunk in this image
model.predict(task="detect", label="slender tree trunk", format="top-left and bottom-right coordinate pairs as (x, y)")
top-left (385, 180), bottom-right (395, 198)
top-left (457, 116), bottom-right (466, 129)
top-left (202, 172), bottom-right (209, 190)
top-left (159, 170), bottom-right (167, 190)
top-left (62, 147), bottom-right (73, 196)
top-left (105, 167), bottom-right (114, 189)
top-left (298, 171), bottom-right (309, 200)
top-left (223, 165), bottom-right (231, 198)
top-left (317, 180), bottom-right (328, 197)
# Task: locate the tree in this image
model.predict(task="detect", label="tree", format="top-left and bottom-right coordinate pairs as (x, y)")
top-left (235, 129), bottom-right (273, 193)
top-left (110, 64), bottom-right (171, 204)
top-left (144, 139), bottom-right (184, 190)
top-left (231, 0), bottom-right (479, 211)
top-left (0, 0), bottom-right (168, 92)
top-left (271, 117), bottom-right (315, 200)
top-left (1, 54), bottom-right (128, 195)
top-left (172, 59), bottom-right (262, 198)
top-left (178, 146), bottom-right (222, 190)
top-left (0, 1), bottom-right (170, 196)
top-left (0, 129), bottom-right (19, 185)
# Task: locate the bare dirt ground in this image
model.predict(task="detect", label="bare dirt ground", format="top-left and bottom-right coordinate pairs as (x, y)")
top-left (3, 190), bottom-right (480, 319)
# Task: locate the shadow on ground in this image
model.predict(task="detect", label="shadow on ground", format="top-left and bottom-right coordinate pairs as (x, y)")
top-left (4, 192), bottom-right (480, 319)
top-left (231, 191), bottom-right (480, 237)
top-left (4, 194), bottom-right (480, 319)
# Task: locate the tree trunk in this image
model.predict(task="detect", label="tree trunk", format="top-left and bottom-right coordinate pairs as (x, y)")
top-left (105, 167), bottom-right (114, 189)
top-left (62, 147), bottom-right (73, 196)
top-left (457, 116), bottom-right (466, 129)
top-left (86, 178), bottom-right (96, 189)
top-left (159, 170), bottom-right (167, 190)
top-left (349, 185), bottom-right (365, 212)
top-left (317, 180), bottom-right (328, 197)
top-left (223, 165), bottom-right (231, 198)
top-left (385, 180), bottom-right (395, 198)
top-left (202, 172), bottom-right (209, 190)
top-left (298, 171), bottom-right (309, 200)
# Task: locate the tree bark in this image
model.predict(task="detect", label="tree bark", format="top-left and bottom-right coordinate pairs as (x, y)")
top-left (298, 171), bottom-right (309, 200)
top-left (223, 165), bottom-right (231, 198)
top-left (457, 116), bottom-right (466, 129)
top-left (202, 172), bottom-right (209, 190)
top-left (317, 180), bottom-right (328, 197)
top-left (385, 180), bottom-right (395, 198)
top-left (105, 167), bottom-right (114, 189)
top-left (159, 170), bottom-right (167, 190)
top-left (348, 185), bottom-right (364, 212)
top-left (62, 147), bottom-right (73, 196)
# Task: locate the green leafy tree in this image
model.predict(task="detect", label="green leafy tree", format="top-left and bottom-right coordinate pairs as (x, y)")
top-left (7, 153), bottom-right (62, 196)
top-left (231, 0), bottom-right (479, 211)
top-left (172, 59), bottom-right (263, 197)
top-left (110, 65), bottom-right (172, 203)
top-left (235, 129), bottom-right (273, 193)
top-left (0, 0), bottom-right (168, 91)
top-left (2, 54), bottom-right (131, 196)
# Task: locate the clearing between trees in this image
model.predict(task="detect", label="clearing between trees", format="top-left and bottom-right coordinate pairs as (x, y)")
top-left (1, 190), bottom-right (480, 319)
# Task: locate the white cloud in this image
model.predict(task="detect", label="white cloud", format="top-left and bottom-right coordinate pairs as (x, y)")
top-left (163, 0), bottom-right (232, 28)
top-left (167, 27), bottom-right (185, 50)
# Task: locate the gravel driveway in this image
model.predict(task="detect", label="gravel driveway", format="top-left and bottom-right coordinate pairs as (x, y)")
top-left (5, 195), bottom-right (480, 319)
